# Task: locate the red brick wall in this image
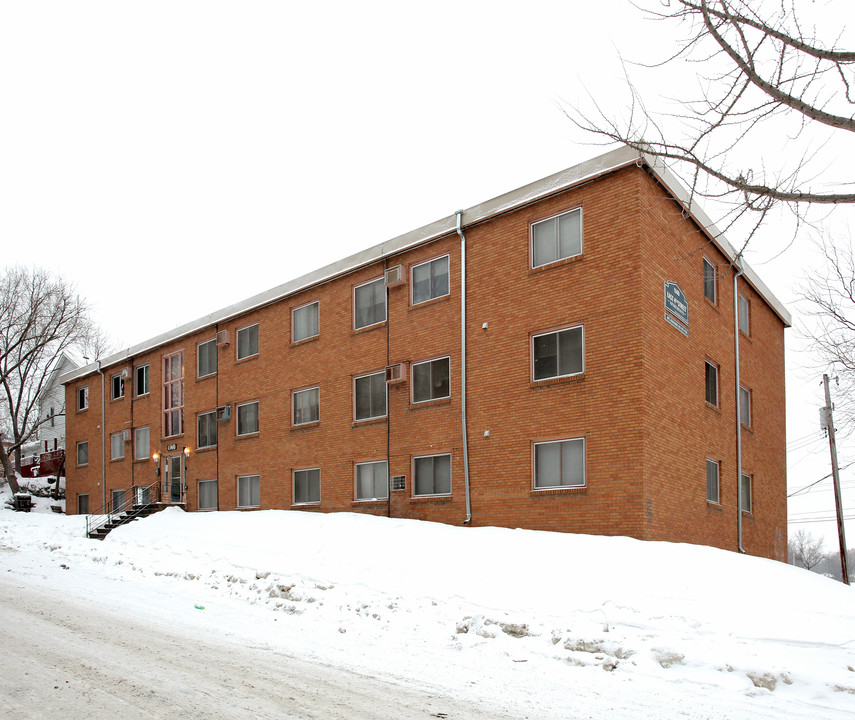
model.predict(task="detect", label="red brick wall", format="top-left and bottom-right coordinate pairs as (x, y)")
top-left (65, 164), bottom-right (787, 559)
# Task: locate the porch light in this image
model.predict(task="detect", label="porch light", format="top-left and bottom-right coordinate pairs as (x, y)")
top-left (152, 451), bottom-right (160, 476)
top-left (183, 446), bottom-right (191, 457)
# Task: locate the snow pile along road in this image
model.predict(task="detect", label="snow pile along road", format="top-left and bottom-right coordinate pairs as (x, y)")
top-left (1, 506), bottom-right (854, 719)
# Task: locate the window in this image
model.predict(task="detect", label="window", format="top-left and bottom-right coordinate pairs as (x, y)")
top-left (237, 475), bottom-right (260, 508)
top-left (705, 361), bottom-right (719, 406)
top-left (532, 326), bottom-right (583, 381)
top-left (706, 459), bottom-right (720, 503)
top-left (412, 255), bottom-right (450, 305)
top-left (77, 386), bottom-right (88, 411)
top-left (294, 468), bottom-right (321, 504)
top-left (198, 479), bottom-right (218, 511)
top-left (354, 277), bottom-right (386, 330)
top-left (293, 301), bottom-right (319, 342)
top-left (740, 386), bottom-right (751, 427)
top-left (354, 371), bottom-right (387, 421)
top-left (111, 432), bottom-right (125, 460)
top-left (111, 373), bottom-right (125, 400)
top-left (738, 294), bottom-right (750, 335)
top-left (534, 438), bottom-right (585, 489)
top-left (163, 351), bottom-right (184, 437)
top-left (48, 407), bottom-right (55, 427)
top-left (741, 473), bottom-right (752, 513)
top-left (134, 426), bottom-right (150, 461)
top-left (135, 364), bottom-right (149, 396)
top-left (293, 387), bottom-right (320, 425)
top-left (356, 461), bottom-right (388, 501)
top-left (236, 323), bottom-right (259, 360)
top-left (111, 489), bottom-right (126, 512)
top-left (531, 208), bottom-right (582, 268)
top-left (77, 494), bottom-right (89, 514)
top-left (703, 258), bottom-right (717, 303)
top-left (236, 401), bottom-right (259, 436)
top-left (414, 454), bottom-right (451, 496)
top-left (198, 411), bottom-right (218, 448)
top-left (197, 339), bottom-right (217, 378)
top-left (412, 357), bottom-right (450, 403)
top-left (76, 441), bottom-right (89, 466)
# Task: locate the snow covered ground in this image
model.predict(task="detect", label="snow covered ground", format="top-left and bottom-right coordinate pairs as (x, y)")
top-left (1, 496), bottom-right (854, 719)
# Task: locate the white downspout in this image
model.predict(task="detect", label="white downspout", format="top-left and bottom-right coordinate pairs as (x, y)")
top-left (456, 210), bottom-right (472, 524)
top-left (96, 360), bottom-right (106, 509)
top-left (733, 257), bottom-right (745, 553)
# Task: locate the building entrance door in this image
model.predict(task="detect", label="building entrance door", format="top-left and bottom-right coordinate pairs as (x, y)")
top-left (165, 455), bottom-right (184, 504)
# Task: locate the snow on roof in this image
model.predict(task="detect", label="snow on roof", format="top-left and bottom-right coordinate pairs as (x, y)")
top-left (61, 146), bottom-right (790, 384)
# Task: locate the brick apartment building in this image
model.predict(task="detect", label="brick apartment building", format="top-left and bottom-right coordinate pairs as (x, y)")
top-left (62, 146), bottom-right (790, 560)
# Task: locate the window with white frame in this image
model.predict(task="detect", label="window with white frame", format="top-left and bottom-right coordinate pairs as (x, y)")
top-left (412, 357), bottom-right (450, 403)
top-left (354, 277), bottom-right (386, 330)
top-left (705, 361), bottom-right (719, 406)
top-left (135, 364), bottom-right (149, 396)
top-left (236, 323), bottom-right (259, 360)
top-left (237, 474), bottom-right (260, 508)
top-left (534, 438), bottom-right (585, 489)
top-left (706, 459), bottom-right (720, 503)
top-left (741, 473), bottom-right (752, 513)
top-left (531, 208), bottom-right (582, 268)
top-left (703, 258), bottom-right (717, 303)
top-left (163, 351), bottom-right (184, 437)
top-left (292, 301), bottom-right (319, 342)
top-left (111, 373), bottom-right (125, 400)
top-left (293, 387), bottom-right (319, 425)
top-left (237, 401), bottom-right (259, 436)
top-left (134, 426), bottom-right (150, 461)
top-left (77, 386), bottom-right (88, 411)
top-left (111, 431), bottom-right (125, 460)
top-left (198, 479), bottom-right (218, 511)
top-left (354, 371), bottom-right (386, 421)
top-left (412, 255), bottom-right (450, 305)
top-left (198, 411), bottom-right (218, 448)
top-left (77, 441), bottom-right (89, 466)
top-left (197, 339), bottom-right (217, 378)
top-left (740, 386), bottom-right (751, 427)
top-left (532, 326), bottom-right (583, 381)
top-left (356, 461), bottom-right (388, 501)
top-left (413, 453), bottom-right (451, 496)
top-left (738, 294), bottom-right (750, 335)
top-left (294, 468), bottom-right (320, 504)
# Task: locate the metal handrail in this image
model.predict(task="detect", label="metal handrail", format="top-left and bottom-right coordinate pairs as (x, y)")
top-left (84, 480), bottom-right (161, 537)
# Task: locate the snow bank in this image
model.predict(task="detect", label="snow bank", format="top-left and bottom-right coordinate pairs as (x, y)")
top-left (1, 506), bottom-right (853, 719)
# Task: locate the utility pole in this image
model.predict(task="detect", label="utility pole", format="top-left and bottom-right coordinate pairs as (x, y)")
top-left (823, 374), bottom-right (850, 585)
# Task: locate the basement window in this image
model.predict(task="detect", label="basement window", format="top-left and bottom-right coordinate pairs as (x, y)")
top-left (413, 453), bottom-right (451, 497)
top-left (355, 461), bottom-right (388, 501)
top-left (294, 468), bottom-right (321, 505)
top-left (237, 475), bottom-right (260, 508)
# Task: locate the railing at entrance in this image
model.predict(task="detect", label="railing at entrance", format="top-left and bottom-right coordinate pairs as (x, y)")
top-left (84, 480), bottom-right (162, 538)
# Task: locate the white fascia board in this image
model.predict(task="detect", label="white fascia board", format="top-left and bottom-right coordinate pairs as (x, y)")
top-left (61, 145), bottom-right (789, 385)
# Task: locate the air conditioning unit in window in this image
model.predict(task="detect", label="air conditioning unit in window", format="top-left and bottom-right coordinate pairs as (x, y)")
top-left (216, 404), bottom-right (231, 422)
top-left (216, 330), bottom-right (230, 346)
top-left (385, 363), bottom-right (407, 384)
top-left (384, 265), bottom-right (405, 288)
top-left (390, 475), bottom-right (406, 491)
top-left (122, 429), bottom-right (130, 443)
top-left (120, 368), bottom-right (129, 379)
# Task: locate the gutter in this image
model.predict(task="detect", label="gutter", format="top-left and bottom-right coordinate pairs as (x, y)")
top-left (456, 210), bottom-right (472, 525)
top-left (733, 257), bottom-right (745, 554)
top-left (96, 360), bottom-right (106, 509)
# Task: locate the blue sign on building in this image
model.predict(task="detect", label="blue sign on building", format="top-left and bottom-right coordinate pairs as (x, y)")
top-left (664, 281), bottom-right (689, 327)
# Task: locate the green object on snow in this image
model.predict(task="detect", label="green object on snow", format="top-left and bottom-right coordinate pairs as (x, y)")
top-left (194, 604), bottom-right (205, 610)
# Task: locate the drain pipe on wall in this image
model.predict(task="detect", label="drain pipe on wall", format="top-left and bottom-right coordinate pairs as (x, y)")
top-left (96, 360), bottom-right (106, 509)
top-left (733, 256), bottom-right (745, 554)
top-left (456, 210), bottom-right (472, 525)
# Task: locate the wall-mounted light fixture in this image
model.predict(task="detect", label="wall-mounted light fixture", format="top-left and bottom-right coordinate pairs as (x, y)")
top-left (152, 451), bottom-right (160, 476)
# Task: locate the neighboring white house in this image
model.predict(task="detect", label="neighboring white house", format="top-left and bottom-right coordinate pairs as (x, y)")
top-left (36, 351), bottom-right (80, 453)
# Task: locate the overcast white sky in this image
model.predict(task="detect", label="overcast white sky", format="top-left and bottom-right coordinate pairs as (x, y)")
top-left (2, 1), bottom-right (852, 549)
